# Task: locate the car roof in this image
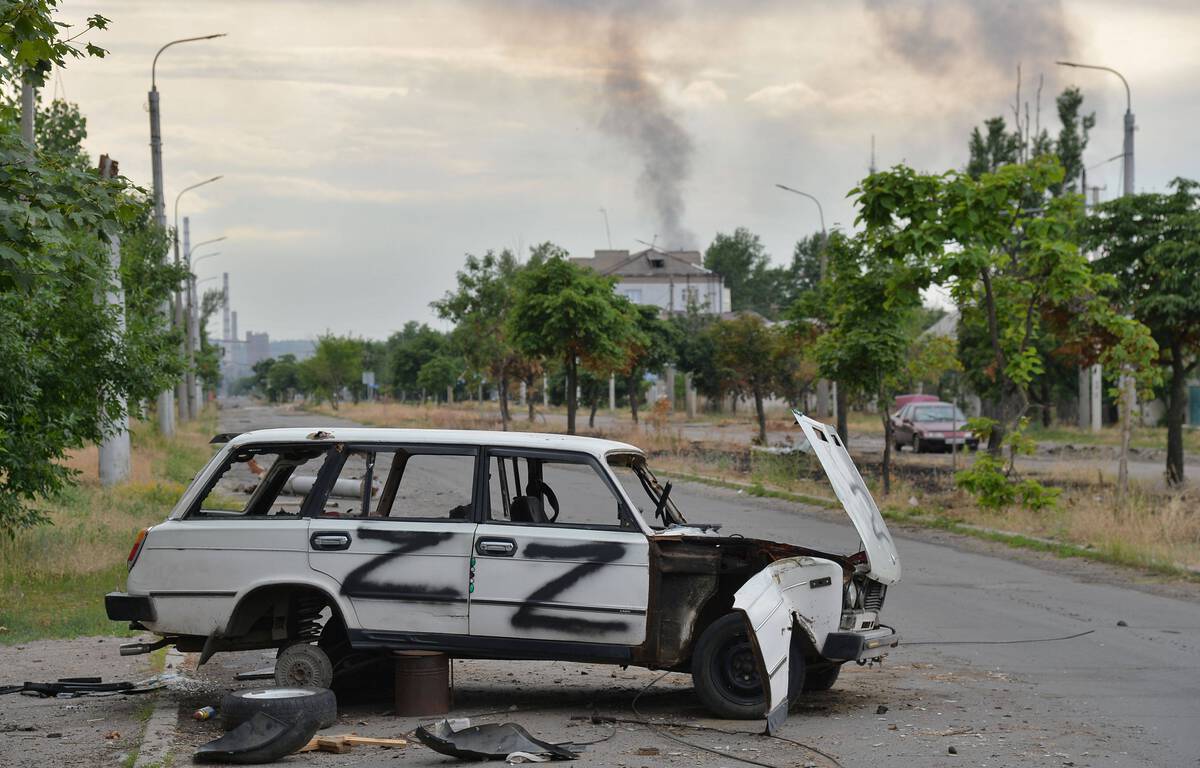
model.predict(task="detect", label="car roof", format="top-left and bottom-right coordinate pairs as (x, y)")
top-left (223, 427), bottom-right (643, 460)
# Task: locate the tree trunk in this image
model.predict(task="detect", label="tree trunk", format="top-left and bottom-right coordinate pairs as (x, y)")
top-left (753, 386), bottom-right (766, 445)
top-left (589, 392), bottom-right (599, 429)
top-left (628, 374), bottom-right (640, 424)
top-left (527, 376), bottom-right (536, 422)
top-left (1040, 377), bottom-right (1051, 428)
top-left (881, 409), bottom-right (893, 496)
top-left (1166, 344), bottom-right (1187, 486)
top-left (566, 354), bottom-right (578, 435)
top-left (498, 372), bottom-right (511, 431)
top-left (836, 383), bottom-right (849, 445)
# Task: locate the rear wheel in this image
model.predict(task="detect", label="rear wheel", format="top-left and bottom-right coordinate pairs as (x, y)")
top-left (691, 613), bottom-right (805, 719)
top-left (912, 436), bottom-right (923, 454)
top-left (274, 643), bottom-right (333, 690)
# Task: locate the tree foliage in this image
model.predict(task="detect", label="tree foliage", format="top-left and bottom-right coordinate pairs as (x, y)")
top-left (1084, 178), bottom-right (1200, 485)
top-left (509, 244), bottom-right (639, 434)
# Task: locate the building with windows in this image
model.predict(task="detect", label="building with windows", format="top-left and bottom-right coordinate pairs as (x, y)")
top-left (572, 248), bottom-right (731, 315)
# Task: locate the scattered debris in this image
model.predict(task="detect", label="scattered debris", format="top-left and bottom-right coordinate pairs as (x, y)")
top-left (948, 745), bottom-right (958, 755)
top-left (635, 746), bottom-right (660, 756)
top-left (194, 712), bottom-right (319, 764)
top-left (415, 719), bottom-right (578, 762)
top-left (193, 706), bottom-right (217, 720)
top-left (876, 704), bottom-right (889, 715)
top-left (298, 734), bottom-right (408, 753)
top-left (0, 678), bottom-right (134, 698)
top-left (1116, 620), bottom-right (1128, 627)
top-left (234, 667), bottom-right (276, 681)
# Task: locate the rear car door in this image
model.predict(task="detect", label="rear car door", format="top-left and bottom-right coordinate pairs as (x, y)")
top-left (469, 449), bottom-right (649, 647)
top-left (307, 444), bottom-right (480, 637)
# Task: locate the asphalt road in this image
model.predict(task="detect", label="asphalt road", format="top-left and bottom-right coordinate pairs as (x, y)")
top-left (189, 401), bottom-right (1200, 767)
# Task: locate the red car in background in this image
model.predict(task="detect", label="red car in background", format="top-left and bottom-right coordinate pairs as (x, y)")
top-left (890, 400), bottom-right (978, 453)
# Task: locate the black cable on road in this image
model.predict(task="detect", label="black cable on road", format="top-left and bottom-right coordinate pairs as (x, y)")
top-left (905, 629), bottom-right (1095, 646)
top-left (629, 671), bottom-right (846, 768)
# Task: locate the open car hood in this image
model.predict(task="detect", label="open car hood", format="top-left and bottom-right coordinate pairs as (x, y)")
top-left (793, 411), bottom-right (901, 584)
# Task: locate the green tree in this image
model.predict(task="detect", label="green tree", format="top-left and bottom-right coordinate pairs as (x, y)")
top-left (711, 313), bottom-right (783, 444)
top-left (618, 305), bottom-right (675, 424)
top-left (966, 117), bottom-right (1021, 178)
top-left (432, 249), bottom-right (526, 429)
top-left (387, 322), bottom-right (446, 400)
top-left (197, 288), bottom-right (223, 395)
top-left (812, 232), bottom-right (919, 492)
top-left (417, 355), bottom-right (461, 403)
top-left (299, 334), bottom-right (364, 408)
top-left (704, 227), bottom-right (777, 316)
top-left (266, 354), bottom-right (300, 402)
top-left (1084, 179), bottom-right (1200, 486)
top-left (670, 305), bottom-right (722, 407)
top-left (509, 244), bottom-right (638, 434)
top-left (856, 157), bottom-right (1157, 461)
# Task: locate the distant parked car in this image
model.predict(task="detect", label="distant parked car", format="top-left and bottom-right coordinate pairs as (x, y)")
top-left (891, 401), bottom-right (977, 453)
top-left (891, 394), bottom-right (940, 411)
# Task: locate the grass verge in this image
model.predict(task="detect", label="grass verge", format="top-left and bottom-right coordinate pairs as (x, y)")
top-left (0, 414), bottom-right (217, 644)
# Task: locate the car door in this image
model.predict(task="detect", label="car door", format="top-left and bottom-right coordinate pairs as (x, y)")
top-left (469, 449), bottom-right (649, 647)
top-left (307, 444), bottom-right (480, 637)
top-left (893, 405), bottom-right (912, 445)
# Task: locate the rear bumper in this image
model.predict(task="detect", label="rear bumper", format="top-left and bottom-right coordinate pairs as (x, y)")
top-left (105, 592), bottom-right (155, 623)
top-left (822, 626), bottom-right (900, 661)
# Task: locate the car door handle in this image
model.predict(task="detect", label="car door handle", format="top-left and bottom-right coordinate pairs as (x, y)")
top-left (476, 538), bottom-right (516, 557)
top-left (310, 532), bottom-right (352, 551)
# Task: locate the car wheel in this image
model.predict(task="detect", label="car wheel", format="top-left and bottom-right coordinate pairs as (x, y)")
top-left (691, 613), bottom-right (805, 719)
top-left (912, 436), bottom-right (922, 454)
top-left (274, 642), bottom-right (333, 690)
top-left (220, 687), bottom-right (337, 731)
top-left (893, 440), bottom-right (904, 453)
top-left (801, 663), bottom-right (841, 692)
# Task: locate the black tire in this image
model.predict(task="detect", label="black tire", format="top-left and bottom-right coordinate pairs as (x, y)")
top-left (691, 613), bottom-right (805, 720)
top-left (802, 662), bottom-right (841, 692)
top-left (275, 642), bottom-right (333, 689)
top-left (912, 436), bottom-right (922, 454)
top-left (220, 687), bottom-right (337, 731)
top-left (894, 441), bottom-right (904, 453)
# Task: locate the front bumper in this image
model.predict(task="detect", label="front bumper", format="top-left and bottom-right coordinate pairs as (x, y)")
top-left (822, 626), bottom-right (900, 661)
top-left (105, 592), bottom-right (155, 623)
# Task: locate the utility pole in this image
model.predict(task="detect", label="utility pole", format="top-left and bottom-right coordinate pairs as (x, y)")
top-left (775, 184), bottom-right (840, 436)
top-left (599, 208), bottom-right (612, 249)
top-left (1057, 60), bottom-right (1137, 500)
top-left (178, 216), bottom-right (192, 419)
top-left (149, 33), bottom-right (226, 436)
top-left (222, 271), bottom-right (231, 397)
top-left (97, 156), bottom-right (130, 486)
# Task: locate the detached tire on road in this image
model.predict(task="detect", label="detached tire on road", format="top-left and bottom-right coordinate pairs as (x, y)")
top-left (220, 688), bottom-right (337, 731)
top-left (691, 613), bottom-right (805, 720)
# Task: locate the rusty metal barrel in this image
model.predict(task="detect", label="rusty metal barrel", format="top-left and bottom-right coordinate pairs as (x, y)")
top-left (393, 650), bottom-right (451, 716)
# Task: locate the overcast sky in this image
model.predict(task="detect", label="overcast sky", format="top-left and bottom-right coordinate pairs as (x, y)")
top-left (55, 0), bottom-right (1200, 340)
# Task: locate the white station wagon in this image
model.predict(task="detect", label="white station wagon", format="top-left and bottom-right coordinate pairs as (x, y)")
top-left (107, 413), bottom-right (900, 731)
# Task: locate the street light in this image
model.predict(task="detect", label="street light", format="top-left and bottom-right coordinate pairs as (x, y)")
top-left (185, 236), bottom-right (226, 420)
top-left (148, 32), bottom-right (225, 436)
top-left (776, 183), bottom-right (836, 428)
top-left (1056, 61), bottom-right (1134, 196)
top-left (171, 176), bottom-right (222, 421)
top-left (1058, 60), bottom-right (1138, 493)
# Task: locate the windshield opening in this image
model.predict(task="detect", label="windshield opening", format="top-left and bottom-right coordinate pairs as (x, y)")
top-left (607, 453), bottom-right (686, 528)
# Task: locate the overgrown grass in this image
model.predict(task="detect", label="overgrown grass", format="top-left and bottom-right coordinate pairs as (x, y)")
top-left (0, 414), bottom-right (217, 644)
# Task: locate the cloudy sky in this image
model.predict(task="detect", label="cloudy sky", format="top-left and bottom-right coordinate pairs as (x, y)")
top-left (54, 0), bottom-right (1200, 340)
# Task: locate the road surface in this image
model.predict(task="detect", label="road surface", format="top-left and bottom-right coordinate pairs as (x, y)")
top-left (39, 401), bottom-right (1180, 768)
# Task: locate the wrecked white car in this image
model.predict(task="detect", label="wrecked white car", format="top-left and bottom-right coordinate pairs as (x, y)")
top-left (107, 412), bottom-right (899, 729)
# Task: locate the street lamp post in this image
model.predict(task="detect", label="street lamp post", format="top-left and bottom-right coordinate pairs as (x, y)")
top-left (776, 183), bottom-right (842, 437)
top-left (1057, 60), bottom-right (1137, 498)
top-left (185, 236), bottom-right (226, 418)
top-left (149, 33), bottom-right (225, 436)
top-left (172, 176), bottom-right (222, 420)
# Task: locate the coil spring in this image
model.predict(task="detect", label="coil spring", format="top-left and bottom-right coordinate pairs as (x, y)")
top-left (293, 594), bottom-right (325, 641)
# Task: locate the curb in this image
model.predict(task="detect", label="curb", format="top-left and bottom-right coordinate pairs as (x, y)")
top-left (133, 648), bottom-right (185, 768)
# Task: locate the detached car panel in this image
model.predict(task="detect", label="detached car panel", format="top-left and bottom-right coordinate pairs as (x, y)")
top-left (109, 422), bottom-right (901, 728)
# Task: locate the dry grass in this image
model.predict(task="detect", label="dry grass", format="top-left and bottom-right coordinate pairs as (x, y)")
top-left (0, 414), bottom-right (218, 643)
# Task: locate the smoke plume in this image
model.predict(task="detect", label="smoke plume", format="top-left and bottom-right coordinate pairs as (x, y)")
top-left (864, 0), bottom-right (1074, 76)
top-left (479, 1), bottom-right (696, 249)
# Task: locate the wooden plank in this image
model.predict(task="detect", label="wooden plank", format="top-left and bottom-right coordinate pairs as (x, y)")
top-left (343, 735), bottom-right (408, 748)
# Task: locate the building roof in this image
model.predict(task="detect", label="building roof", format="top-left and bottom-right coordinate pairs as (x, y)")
top-left (575, 248), bottom-right (716, 278)
top-left (226, 427), bottom-right (643, 460)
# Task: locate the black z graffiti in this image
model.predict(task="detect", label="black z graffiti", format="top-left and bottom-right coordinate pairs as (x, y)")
top-left (340, 528), bottom-right (463, 601)
top-left (511, 541), bottom-right (631, 634)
